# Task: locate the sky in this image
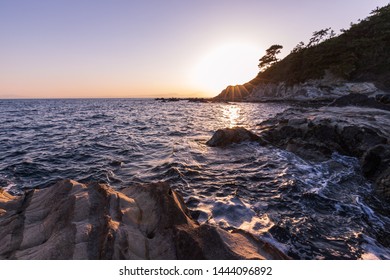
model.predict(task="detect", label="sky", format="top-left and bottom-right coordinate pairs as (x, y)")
top-left (0, 0), bottom-right (389, 99)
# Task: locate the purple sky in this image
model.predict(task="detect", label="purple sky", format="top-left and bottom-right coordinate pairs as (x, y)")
top-left (0, 0), bottom-right (388, 98)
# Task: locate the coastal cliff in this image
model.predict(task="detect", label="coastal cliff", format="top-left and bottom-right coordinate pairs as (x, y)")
top-left (0, 179), bottom-right (288, 260)
top-left (215, 5), bottom-right (390, 102)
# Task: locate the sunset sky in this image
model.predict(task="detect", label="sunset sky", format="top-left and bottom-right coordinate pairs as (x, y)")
top-left (1, 0), bottom-right (388, 99)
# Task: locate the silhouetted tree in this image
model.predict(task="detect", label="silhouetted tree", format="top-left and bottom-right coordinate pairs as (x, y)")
top-left (258, 44), bottom-right (283, 71)
top-left (291, 41), bottom-right (305, 54)
top-left (307, 28), bottom-right (331, 47)
top-left (328, 29), bottom-right (336, 39)
top-left (370, 6), bottom-right (381, 15)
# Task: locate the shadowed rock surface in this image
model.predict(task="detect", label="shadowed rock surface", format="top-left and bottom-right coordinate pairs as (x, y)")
top-left (258, 106), bottom-right (390, 199)
top-left (0, 179), bottom-right (289, 260)
top-left (206, 127), bottom-right (266, 147)
top-left (207, 106), bottom-right (390, 200)
top-left (330, 93), bottom-right (390, 110)
top-left (362, 145), bottom-right (390, 200)
top-left (259, 106), bottom-right (390, 159)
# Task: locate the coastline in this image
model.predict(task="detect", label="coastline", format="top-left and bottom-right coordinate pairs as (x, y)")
top-left (0, 179), bottom-right (289, 260)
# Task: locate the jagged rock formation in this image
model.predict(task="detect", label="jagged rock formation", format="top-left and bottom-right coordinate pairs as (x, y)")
top-left (259, 106), bottom-right (389, 160)
top-left (215, 77), bottom-right (387, 103)
top-left (217, 85), bottom-right (252, 102)
top-left (260, 106), bottom-right (390, 200)
top-left (247, 80), bottom-right (381, 102)
top-left (0, 179), bottom-right (289, 260)
top-left (207, 106), bottom-right (390, 200)
top-left (206, 127), bottom-right (265, 147)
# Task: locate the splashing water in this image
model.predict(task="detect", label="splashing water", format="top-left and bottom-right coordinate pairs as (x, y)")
top-left (0, 98), bottom-right (389, 259)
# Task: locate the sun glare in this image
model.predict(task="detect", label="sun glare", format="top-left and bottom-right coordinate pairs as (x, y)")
top-left (192, 43), bottom-right (260, 94)
top-left (225, 105), bottom-right (240, 128)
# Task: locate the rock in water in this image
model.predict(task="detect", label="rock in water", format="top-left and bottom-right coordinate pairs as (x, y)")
top-left (362, 145), bottom-right (390, 200)
top-left (0, 179), bottom-right (288, 260)
top-left (258, 106), bottom-right (390, 200)
top-left (259, 107), bottom-right (389, 160)
top-left (206, 127), bottom-right (265, 147)
top-left (330, 93), bottom-right (390, 110)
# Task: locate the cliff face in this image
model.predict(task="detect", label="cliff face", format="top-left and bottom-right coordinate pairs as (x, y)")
top-left (0, 179), bottom-right (288, 260)
top-left (216, 75), bottom-right (381, 102)
top-left (214, 4), bottom-right (390, 102)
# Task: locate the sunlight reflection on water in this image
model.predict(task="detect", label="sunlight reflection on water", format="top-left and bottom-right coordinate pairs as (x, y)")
top-left (1, 99), bottom-right (390, 259)
top-left (223, 105), bottom-right (240, 128)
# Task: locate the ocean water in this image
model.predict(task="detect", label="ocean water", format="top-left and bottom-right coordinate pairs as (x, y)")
top-left (0, 98), bottom-right (389, 259)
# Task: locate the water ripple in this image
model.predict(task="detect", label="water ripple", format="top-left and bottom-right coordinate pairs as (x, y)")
top-left (0, 98), bottom-right (389, 259)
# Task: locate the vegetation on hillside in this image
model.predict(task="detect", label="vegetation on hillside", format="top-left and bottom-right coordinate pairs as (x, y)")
top-left (248, 4), bottom-right (390, 90)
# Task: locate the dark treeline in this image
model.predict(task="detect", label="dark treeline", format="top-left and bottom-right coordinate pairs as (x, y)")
top-left (248, 4), bottom-right (390, 91)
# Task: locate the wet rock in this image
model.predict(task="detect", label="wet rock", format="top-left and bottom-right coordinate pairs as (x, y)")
top-left (258, 106), bottom-right (390, 199)
top-left (0, 179), bottom-right (288, 260)
top-left (375, 94), bottom-right (390, 104)
top-left (206, 127), bottom-right (266, 147)
top-left (330, 93), bottom-right (390, 110)
top-left (362, 145), bottom-right (390, 200)
top-left (259, 107), bottom-right (389, 161)
top-left (346, 82), bottom-right (377, 94)
top-left (376, 169), bottom-right (390, 200)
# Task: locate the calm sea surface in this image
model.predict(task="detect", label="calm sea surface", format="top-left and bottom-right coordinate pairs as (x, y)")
top-left (0, 98), bottom-right (389, 259)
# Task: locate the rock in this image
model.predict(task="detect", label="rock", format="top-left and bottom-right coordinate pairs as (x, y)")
top-left (346, 82), bottom-right (377, 94)
top-left (213, 63), bottom-right (390, 104)
top-left (214, 85), bottom-right (251, 101)
top-left (0, 179), bottom-right (288, 260)
top-left (375, 169), bottom-right (390, 201)
top-left (206, 127), bottom-right (265, 147)
top-left (330, 93), bottom-right (390, 110)
top-left (362, 145), bottom-right (390, 200)
top-left (375, 94), bottom-right (390, 104)
top-left (331, 93), bottom-right (371, 106)
top-left (259, 106), bottom-right (389, 161)
top-left (258, 106), bottom-right (390, 199)
top-left (214, 74), bottom-right (384, 103)
top-left (288, 118), bottom-right (307, 126)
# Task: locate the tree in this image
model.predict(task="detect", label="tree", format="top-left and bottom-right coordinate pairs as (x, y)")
top-left (307, 28), bottom-right (331, 47)
top-left (328, 29), bottom-right (336, 39)
top-left (258, 44), bottom-right (283, 71)
top-left (291, 41), bottom-right (305, 54)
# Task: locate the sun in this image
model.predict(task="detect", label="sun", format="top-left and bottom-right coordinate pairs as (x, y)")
top-left (192, 43), bottom-right (260, 94)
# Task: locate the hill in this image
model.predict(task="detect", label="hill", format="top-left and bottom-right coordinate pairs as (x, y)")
top-left (215, 4), bottom-right (390, 101)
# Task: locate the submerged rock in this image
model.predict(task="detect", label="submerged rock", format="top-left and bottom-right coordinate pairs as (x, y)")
top-left (206, 127), bottom-right (265, 147)
top-left (0, 179), bottom-right (288, 260)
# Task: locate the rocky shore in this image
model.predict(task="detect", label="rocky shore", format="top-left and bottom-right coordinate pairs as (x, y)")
top-left (207, 105), bottom-right (390, 201)
top-left (216, 78), bottom-right (390, 107)
top-left (0, 179), bottom-right (288, 260)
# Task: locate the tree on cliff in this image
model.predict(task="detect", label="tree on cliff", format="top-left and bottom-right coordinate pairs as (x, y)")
top-left (258, 44), bottom-right (283, 72)
top-left (307, 28), bottom-right (331, 47)
top-left (291, 41), bottom-right (305, 54)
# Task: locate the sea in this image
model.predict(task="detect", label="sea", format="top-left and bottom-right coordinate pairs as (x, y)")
top-left (0, 98), bottom-right (389, 259)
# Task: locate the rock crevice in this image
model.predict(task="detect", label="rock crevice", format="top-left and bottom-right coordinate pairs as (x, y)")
top-left (0, 180), bottom-right (288, 260)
